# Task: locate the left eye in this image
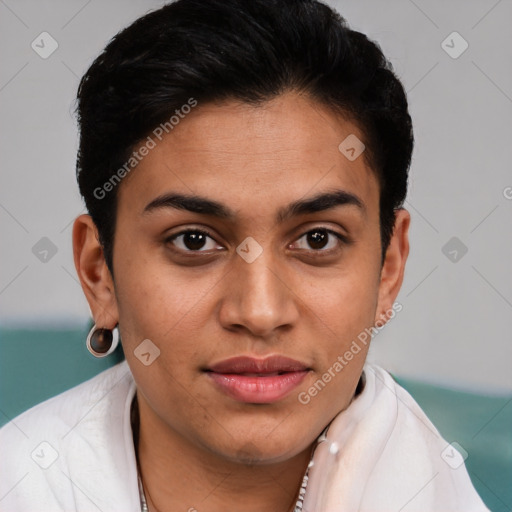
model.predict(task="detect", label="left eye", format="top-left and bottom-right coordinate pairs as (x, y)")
top-left (167, 230), bottom-right (221, 252)
top-left (292, 229), bottom-right (344, 251)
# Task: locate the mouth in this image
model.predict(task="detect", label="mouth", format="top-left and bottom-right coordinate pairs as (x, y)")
top-left (204, 355), bottom-right (311, 404)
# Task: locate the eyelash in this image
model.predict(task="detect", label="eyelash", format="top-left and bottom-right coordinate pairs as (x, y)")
top-left (165, 227), bottom-right (350, 255)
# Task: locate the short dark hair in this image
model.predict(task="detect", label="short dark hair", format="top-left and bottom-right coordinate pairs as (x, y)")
top-left (76, 0), bottom-right (413, 274)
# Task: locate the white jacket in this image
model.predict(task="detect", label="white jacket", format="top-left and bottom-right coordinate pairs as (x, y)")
top-left (0, 360), bottom-right (489, 511)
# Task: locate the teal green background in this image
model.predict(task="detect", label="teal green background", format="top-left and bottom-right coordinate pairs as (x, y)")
top-left (1, 328), bottom-right (510, 511)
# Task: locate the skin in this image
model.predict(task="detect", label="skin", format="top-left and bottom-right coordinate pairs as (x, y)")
top-left (73, 91), bottom-right (410, 512)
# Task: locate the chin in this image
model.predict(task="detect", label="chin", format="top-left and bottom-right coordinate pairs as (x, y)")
top-left (200, 426), bottom-right (310, 466)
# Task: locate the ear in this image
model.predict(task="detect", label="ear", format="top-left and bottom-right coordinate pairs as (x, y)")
top-left (375, 208), bottom-right (410, 324)
top-left (72, 214), bottom-right (119, 329)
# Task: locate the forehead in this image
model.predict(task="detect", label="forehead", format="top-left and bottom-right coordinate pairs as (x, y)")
top-left (117, 92), bottom-right (379, 219)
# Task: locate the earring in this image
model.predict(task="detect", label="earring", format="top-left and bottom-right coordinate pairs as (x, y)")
top-left (86, 324), bottom-right (120, 358)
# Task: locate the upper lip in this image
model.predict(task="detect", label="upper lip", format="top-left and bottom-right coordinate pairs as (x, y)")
top-left (207, 355), bottom-right (309, 374)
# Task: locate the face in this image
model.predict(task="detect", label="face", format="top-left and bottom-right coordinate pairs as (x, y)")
top-left (76, 92), bottom-right (409, 465)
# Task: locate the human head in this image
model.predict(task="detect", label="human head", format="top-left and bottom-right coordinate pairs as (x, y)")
top-left (75, 0), bottom-right (413, 275)
top-left (72, 0), bottom-right (412, 473)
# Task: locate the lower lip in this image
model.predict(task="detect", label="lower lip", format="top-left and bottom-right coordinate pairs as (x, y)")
top-left (208, 371), bottom-right (309, 404)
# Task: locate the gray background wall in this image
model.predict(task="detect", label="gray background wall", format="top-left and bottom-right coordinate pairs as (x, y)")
top-left (0, 0), bottom-right (511, 394)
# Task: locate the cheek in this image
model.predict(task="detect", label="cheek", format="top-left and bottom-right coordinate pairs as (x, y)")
top-left (114, 265), bottom-right (207, 421)
top-left (113, 252), bottom-right (226, 387)
top-left (296, 270), bottom-right (377, 416)
top-left (296, 251), bottom-right (380, 402)
top-left (114, 247), bottom-right (206, 335)
top-left (309, 288), bottom-right (375, 389)
top-left (303, 263), bottom-right (379, 337)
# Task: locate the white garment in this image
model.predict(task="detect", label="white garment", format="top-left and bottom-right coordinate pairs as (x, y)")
top-left (0, 360), bottom-right (489, 512)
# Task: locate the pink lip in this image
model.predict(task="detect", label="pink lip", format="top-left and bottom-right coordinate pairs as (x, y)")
top-left (206, 356), bottom-right (310, 404)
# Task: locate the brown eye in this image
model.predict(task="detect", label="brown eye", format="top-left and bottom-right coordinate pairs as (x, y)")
top-left (307, 230), bottom-right (329, 250)
top-left (182, 232), bottom-right (207, 250)
top-left (292, 228), bottom-right (347, 252)
top-left (167, 230), bottom-right (221, 252)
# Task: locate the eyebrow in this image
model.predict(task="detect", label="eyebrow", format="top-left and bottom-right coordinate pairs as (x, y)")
top-left (143, 189), bottom-right (365, 222)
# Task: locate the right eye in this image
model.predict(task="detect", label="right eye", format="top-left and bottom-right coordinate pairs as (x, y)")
top-left (165, 229), bottom-right (224, 253)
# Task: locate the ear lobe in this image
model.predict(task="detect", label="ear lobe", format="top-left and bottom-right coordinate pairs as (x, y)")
top-left (72, 214), bottom-right (119, 329)
top-left (375, 208), bottom-right (410, 323)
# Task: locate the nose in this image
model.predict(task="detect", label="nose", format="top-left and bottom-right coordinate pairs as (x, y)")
top-left (218, 249), bottom-right (300, 339)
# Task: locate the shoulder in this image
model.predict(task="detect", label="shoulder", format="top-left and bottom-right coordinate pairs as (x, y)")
top-left (304, 362), bottom-right (490, 511)
top-left (0, 359), bottom-right (133, 443)
top-left (0, 360), bottom-right (140, 512)
top-left (360, 363), bottom-right (490, 511)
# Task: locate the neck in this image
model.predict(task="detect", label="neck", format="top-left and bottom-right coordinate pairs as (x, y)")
top-left (132, 394), bottom-right (314, 512)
